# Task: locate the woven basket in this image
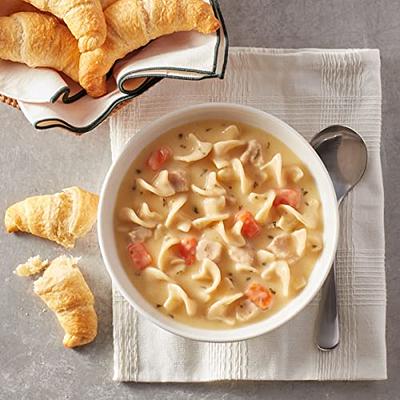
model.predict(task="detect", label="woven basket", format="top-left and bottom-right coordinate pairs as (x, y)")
top-left (0, 93), bottom-right (132, 114)
top-left (0, 93), bottom-right (19, 109)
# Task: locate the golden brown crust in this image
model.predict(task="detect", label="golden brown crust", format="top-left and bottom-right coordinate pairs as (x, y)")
top-left (63, 187), bottom-right (100, 240)
top-left (100, 0), bottom-right (119, 8)
top-left (80, 0), bottom-right (220, 97)
top-left (33, 256), bottom-right (98, 348)
top-left (22, 0), bottom-right (107, 52)
top-left (0, 12), bottom-right (80, 81)
top-left (4, 186), bottom-right (99, 248)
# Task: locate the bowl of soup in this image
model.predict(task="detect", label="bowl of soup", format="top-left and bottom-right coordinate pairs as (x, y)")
top-left (98, 103), bottom-right (339, 342)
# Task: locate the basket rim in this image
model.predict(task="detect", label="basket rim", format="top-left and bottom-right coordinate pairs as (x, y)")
top-left (0, 93), bottom-right (19, 109)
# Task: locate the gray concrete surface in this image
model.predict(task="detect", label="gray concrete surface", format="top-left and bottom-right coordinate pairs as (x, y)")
top-left (1, 0), bottom-right (398, 398)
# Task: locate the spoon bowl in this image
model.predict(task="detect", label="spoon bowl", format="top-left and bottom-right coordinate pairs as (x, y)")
top-left (312, 125), bottom-right (368, 351)
top-left (311, 125), bottom-right (368, 204)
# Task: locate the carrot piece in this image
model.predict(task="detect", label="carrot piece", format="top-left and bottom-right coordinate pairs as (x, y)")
top-left (147, 146), bottom-right (172, 171)
top-left (273, 188), bottom-right (302, 209)
top-left (178, 237), bottom-right (197, 266)
top-left (245, 283), bottom-right (275, 310)
top-left (127, 242), bottom-right (152, 270)
top-left (235, 210), bottom-right (261, 238)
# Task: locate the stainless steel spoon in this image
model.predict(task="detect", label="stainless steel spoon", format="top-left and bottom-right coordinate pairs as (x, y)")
top-left (311, 125), bottom-right (368, 351)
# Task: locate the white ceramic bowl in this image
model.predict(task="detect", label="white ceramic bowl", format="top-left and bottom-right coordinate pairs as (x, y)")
top-left (98, 103), bottom-right (339, 342)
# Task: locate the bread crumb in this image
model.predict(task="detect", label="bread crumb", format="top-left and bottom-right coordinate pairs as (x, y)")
top-left (14, 256), bottom-right (49, 277)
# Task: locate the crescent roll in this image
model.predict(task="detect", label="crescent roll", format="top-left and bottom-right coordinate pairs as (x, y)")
top-left (80, 0), bottom-right (220, 97)
top-left (22, 0), bottom-right (107, 52)
top-left (33, 255), bottom-right (98, 348)
top-left (4, 187), bottom-right (99, 248)
top-left (0, 12), bottom-right (80, 81)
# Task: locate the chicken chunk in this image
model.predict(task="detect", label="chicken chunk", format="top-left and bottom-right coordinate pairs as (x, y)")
top-left (225, 195), bottom-right (237, 206)
top-left (228, 245), bottom-right (255, 265)
top-left (128, 226), bottom-right (152, 243)
top-left (168, 170), bottom-right (189, 192)
top-left (240, 140), bottom-right (264, 166)
top-left (196, 239), bottom-right (223, 262)
top-left (267, 230), bottom-right (306, 261)
top-left (267, 233), bottom-right (292, 259)
top-left (236, 299), bottom-right (260, 322)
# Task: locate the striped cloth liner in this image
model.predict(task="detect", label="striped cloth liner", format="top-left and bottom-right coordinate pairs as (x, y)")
top-left (110, 48), bottom-right (385, 381)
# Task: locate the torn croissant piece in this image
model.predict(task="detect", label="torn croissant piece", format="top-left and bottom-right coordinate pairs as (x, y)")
top-left (33, 256), bottom-right (98, 348)
top-left (22, 0), bottom-right (107, 52)
top-left (4, 187), bottom-right (99, 249)
top-left (0, 12), bottom-right (80, 82)
top-left (14, 255), bottom-right (49, 277)
top-left (80, 0), bottom-right (220, 97)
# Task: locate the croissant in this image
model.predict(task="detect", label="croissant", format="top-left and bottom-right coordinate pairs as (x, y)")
top-left (0, 12), bottom-right (80, 82)
top-left (22, 0), bottom-right (107, 52)
top-left (100, 0), bottom-right (118, 8)
top-left (14, 255), bottom-right (49, 277)
top-left (4, 186), bottom-right (98, 248)
top-left (80, 0), bottom-right (220, 97)
top-left (33, 255), bottom-right (98, 348)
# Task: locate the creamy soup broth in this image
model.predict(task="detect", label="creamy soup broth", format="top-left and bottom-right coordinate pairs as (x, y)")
top-left (114, 120), bottom-right (323, 329)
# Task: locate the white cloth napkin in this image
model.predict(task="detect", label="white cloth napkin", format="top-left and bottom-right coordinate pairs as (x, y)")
top-left (0, 0), bottom-right (226, 133)
top-left (109, 47), bottom-right (386, 381)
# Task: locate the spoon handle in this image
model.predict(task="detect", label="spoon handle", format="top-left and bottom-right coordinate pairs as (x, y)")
top-left (316, 262), bottom-right (340, 351)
